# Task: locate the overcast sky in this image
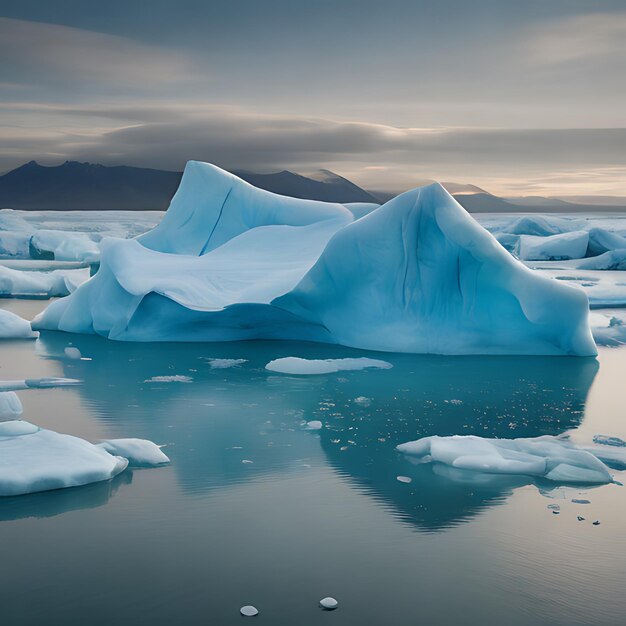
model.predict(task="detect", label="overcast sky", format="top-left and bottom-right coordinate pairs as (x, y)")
top-left (0, 0), bottom-right (625, 196)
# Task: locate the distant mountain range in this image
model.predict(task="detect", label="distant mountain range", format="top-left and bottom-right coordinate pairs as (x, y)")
top-left (1, 160), bottom-right (625, 213)
top-left (0, 161), bottom-right (378, 211)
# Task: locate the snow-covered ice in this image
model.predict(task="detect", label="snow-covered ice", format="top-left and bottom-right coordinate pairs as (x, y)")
top-left (0, 392), bottom-right (22, 419)
top-left (265, 357), bottom-right (393, 375)
top-left (515, 231), bottom-right (589, 261)
top-left (0, 264), bottom-right (89, 297)
top-left (0, 420), bottom-right (128, 496)
top-left (32, 162), bottom-right (597, 356)
top-left (0, 310), bottom-right (38, 339)
top-left (97, 439), bottom-right (170, 467)
top-left (396, 435), bottom-right (625, 485)
top-left (204, 358), bottom-right (248, 369)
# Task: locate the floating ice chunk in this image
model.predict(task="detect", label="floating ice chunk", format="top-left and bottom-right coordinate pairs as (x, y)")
top-left (396, 435), bottom-right (616, 485)
top-left (396, 475), bottom-right (412, 483)
top-left (205, 358), bottom-right (248, 369)
top-left (305, 420), bottom-right (323, 430)
top-left (576, 249), bottom-right (626, 271)
top-left (571, 499), bottom-right (591, 504)
top-left (0, 231), bottom-right (31, 258)
top-left (0, 264), bottom-right (89, 297)
top-left (97, 439), bottom-right (170, 467)
top-left (240, 606), bottom-right (258, 617)
top-left (266, 357), bottom-right (393, 375)
top-left (503, 215), bottom-right (580, 237)
top-left (0, 378), bottom-right (82, 391)
top-left (64, 346), bottom-right (82, 360)
top-left (0, 420), bottom-right (128, 496)
top-left (353, 396), bottom-right (372, 407)
top-left (0, 310), bottom-right (38, 339)
top-left (0, 392), bottom-right (22, 419)
top-left (30, 230), bottom-right (100, 262)
top-left (516, 231), bottom-right (589, 261)
top-left (33, 164), bottom-right (596, 356)
top-left (593, 435), bottom-right (626, 447)
top-left (587, 228), bottom-right (626, 257)
top-left (143, 375), bottom-right (193, 383)
top-left (319, 597), bottom-right (338, 610)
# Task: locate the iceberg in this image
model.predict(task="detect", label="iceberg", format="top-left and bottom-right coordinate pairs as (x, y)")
top-left (0, 264), bottom-right (89, 297)
top-left (33, 161), bottom-right (597, 356)
top-left (0, 309), bottom-right (38, 339)
top-left (396, 435), bottom-right (623, 485)
top-left (0, 420), bottom-right (169, 496)
top-left (515, 231), bottom-right (589, 261)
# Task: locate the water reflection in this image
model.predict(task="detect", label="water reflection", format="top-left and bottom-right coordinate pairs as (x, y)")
top-left (30, 332), bottom-right (598, 529)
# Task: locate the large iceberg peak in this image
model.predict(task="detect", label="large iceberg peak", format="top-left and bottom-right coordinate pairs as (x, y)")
top-left (33, 162), bottom-right (596, 356)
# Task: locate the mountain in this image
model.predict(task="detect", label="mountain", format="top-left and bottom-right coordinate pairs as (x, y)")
top-left (454, 192), bottom-right (626, 213)
top-left (0, 161), bottom-right (379, 211)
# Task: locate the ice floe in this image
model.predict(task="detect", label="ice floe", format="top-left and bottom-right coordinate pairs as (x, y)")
top-left (0, 309), bottom-right (38, 339)
top-left (0, 420), bottom-right (169, 496)
top-left (0, 377), bottom-right (81, 391)
top-left (143, 375), bottom-right (193, 383)
top-left (265, 357), bottom-right (393, 375)
top-left (396, 435), bottom-right (626, 485)
top-left (0, 264), bottom-right (89, 297)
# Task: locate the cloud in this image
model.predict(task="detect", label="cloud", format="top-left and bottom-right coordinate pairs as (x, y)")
top-left (1, 102), bottom-right (624, 195)
top-left (526, 11), bottom-right (626, 65)
top-left (0, 18), bottom-right (198, 88)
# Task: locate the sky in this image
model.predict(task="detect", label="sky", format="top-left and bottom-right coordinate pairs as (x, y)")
top-left (0, 0), bottom-right (625, 196)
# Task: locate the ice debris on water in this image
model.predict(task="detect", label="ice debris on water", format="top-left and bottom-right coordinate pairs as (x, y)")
top-left (143, 375), bottom-right (193, 383)
top-left (64, 346), bottom-right (82, 359)
top-left (396, 476), bottom-right (412, 484)
top-left (265, 357), bottom-right (392, 375)
top-left (353, 396), bottom-right (372, 407)
top-left (205, 358), bottom-right (248, 369)
top-left (592, 435), bottom-right (626, 448)
top-left (0, 310), bottom-right (38, 339)
top-left (0, 378), bottom-right (82, 392)
top-left (305, 420), bottom-right (323, 430)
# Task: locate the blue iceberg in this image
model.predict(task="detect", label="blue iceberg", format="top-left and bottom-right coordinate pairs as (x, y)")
top-left (33, 161), bottom-right (596, 356)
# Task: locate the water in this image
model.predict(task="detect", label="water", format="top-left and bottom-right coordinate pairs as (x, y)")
top-left (1, 299), bottom-right (625, 625)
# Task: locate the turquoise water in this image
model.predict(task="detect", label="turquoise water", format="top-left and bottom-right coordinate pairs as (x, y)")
top-left (1, 300), bottom-right (625, 625)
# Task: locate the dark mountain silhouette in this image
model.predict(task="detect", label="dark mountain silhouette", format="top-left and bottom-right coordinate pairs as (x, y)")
top-left (0, 161), bottom-right (379, 211)
top-left (454, 192), bottom-right (626, 213)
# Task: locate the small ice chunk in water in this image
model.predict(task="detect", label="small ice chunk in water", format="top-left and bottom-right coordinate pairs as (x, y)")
top-left (571, 499), bottom-right (591, 504)
top-left (547, 504), bottom-right (560, 510)
top-left (353, 396), bottom-right (372, 407)
top-left (319, 597), bottom-right (338, 610)
top-left (265, 357), bottom-right (392, 375)
top-left (396, 475), bottom-right (412, 484)
top-left (593, 435), bottom-right (626, 448)
top-left (242, 459), bottom-right (254, 464)
top-left (144, 375), bottom-right (193, 383)
top-left (240, 606), bottom-right (258, 616)
top-left (0, 392), bottom-right (22, 419)
top-left (305, 420), bottom-right (323, 430)
top-left (64, 346), bottom-right (82, 360)
top-left (205, 358), bottom-right (247, 369)
top-left (97, 439), bottom-right (170, 467)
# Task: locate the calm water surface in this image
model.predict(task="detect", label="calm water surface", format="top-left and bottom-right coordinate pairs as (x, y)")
top-left (1, 299), bottom-right (625, 626)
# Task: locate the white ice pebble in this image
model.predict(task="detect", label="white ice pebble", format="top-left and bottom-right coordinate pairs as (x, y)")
top-left (396, 475), bottom-right (412, 483)
top-left (396, 435), bottom-right (618, 485)
top-left (64, 346), bottom-right (82, 359)
top-left (32, 163), bottom-right (597, 356)
top-left (0, 420), bottom-right (128, 497)
top-left (353, 396), bottom-right (372, 407)
top-left (266, 357), bottom-right (392, 375)
top-left (0, 309), bottom-right (38, 339)
top-left (0, 392), bottom-right (22, 419)
top-left (239, 606), bottom-right (258, 617)
top-left (319, 597), bottom-right (338, 610)
top-left (305, 420), bottom-right (323, 430)
top-left (143, 375), bottom-right (193, 383)
top-left (97, 438), bottom-right (170, 467)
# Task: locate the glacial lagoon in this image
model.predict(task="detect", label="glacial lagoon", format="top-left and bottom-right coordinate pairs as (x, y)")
top-left (1, 297), bottom-right (625, 626)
